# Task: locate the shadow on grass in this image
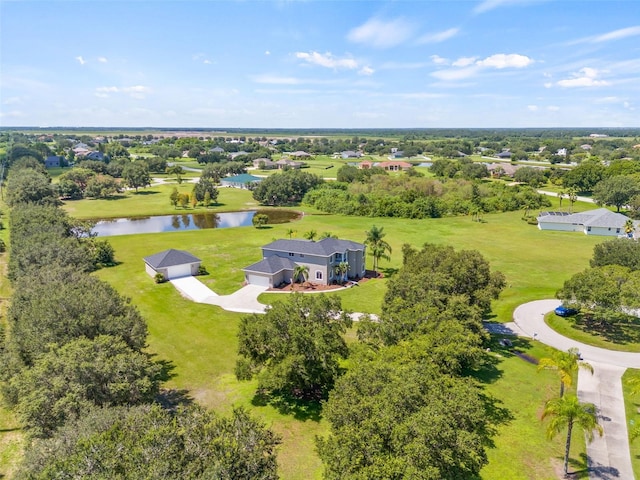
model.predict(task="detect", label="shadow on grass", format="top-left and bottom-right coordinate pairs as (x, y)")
top-left (566, 314), bottom-right (640, 346)
top-left (251, 391), bottom-right (323, 422)
top-left (564, 452), bottom-right (590, 479)
top-left (153, 358), bottom-right (177, 383)
top-left (156, 389), bottom-right (194, 410)
top-left (380, 267), bottom-right (399, 278)
top-left (133, 190), bottom-right (160, 196)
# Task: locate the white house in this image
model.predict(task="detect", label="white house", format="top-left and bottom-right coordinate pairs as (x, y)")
top-left (144, 249), bottom-right (202, 280)
top-left (537, 208), bottom-right (638, 237)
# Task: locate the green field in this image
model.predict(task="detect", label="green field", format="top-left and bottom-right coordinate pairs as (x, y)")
top-left (2, 180), bottom-right (611, 478)
top-left (622, 369), bottom-right (640, 479)
top-left (547, 313), bottom-right (640, 352)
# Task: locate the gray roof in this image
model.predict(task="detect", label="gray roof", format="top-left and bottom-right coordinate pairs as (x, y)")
top-left (220, 174), bottom-right (262, 184)
top-left (144, 249), bottom-right (201, 268)
top-left (538, 208), bottom-right (631, 228)
top-left (263, 238), bottom-right (365, 257)
top-left (244, 256), bottom-right (296, 275)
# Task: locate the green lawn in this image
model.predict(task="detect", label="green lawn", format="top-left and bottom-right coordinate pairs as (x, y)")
top-left (546, 313), bottom-right (640, 352)
top-left (86, 203), bottom-right (605, 479)
top-left (622, 369), bottom-right (640, 479)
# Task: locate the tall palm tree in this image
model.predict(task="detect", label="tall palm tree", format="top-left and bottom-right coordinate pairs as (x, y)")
top-left (567, 187), bottom-right (578, 213)
top-left (364, 225), bottom-right (392, 274)
top-left (334, 261), bottom-right (349, 284)
top-left (320, 231), bottom-right (337, 239)
top-left (293, 264), bottom-right (309, 284)
top-left (558, 189), bottom-right (566, 208)
top-left (538, 347), bottom-right (593, 397)
top-left (285, 228), bottom-right (296, 239)
top-left (624, 219), bottom-right (635, 238)
top-left (304, 230), bottom-right (317, 241)
top-left (542, 394), bottom-right (602, 477)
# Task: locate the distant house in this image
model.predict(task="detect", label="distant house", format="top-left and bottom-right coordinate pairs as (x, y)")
top-left (45, 155), bottom-right (65, 168)
top-left (341, 150), bottom-right (362, 159)
top-left (229, 151), bottom-right (249, 160)
top-left (580, 144), bottom-right (593, 151)
top-left (290, 151), bottom-right (311, 158)
top-left (220, 173), bottom-right (263, 189)
top-left (252, 158), bottom-right (276, 169)
top-left (243, 238), bottom-right (366, 287)
top-left (73, 147), bottom-right (91, 157)
top-left (496, 150), bottom-right (512, 159)
top-left (144, 249), bottom-right (201, 280)
top-left (556, 148), bottom-right (567, 157)
top-left (85, 151), bottom-right (106, 161)
top-left (378, 161), bottom-right (412, 172)
top-left (358, 160), bottom-right (373, 169)
top-left (276, 159), bottom-right (304, 169)
top-left (537, 208), bottom-right (638, 237)
top-left (486, 162), bottom-right (519, 177)
top-left (389, 151), bottom-right (405, 159)
top-left (210, 146), bottom-right (225, 154)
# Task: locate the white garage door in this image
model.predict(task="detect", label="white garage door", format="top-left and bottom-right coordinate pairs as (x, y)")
top-left (167, 263), bottom-right (192, 279)
top-left (247, 274), bottom-right (270, 287)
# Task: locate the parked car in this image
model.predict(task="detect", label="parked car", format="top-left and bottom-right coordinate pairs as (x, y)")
top-left (554, 306), bottom-right (578, 317)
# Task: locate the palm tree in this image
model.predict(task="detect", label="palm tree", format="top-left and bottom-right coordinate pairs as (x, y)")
top-left (558, 189), bottom-right (566, 208)
top-left (364, 225), bottom-right (392, 274)
top-left (538, 347), bottom-right (593, 397)
top-left (542, 394), bottom-right (602, 477)
top-left (334, 261), bottom-right (349, 284)
top-left (285, 228), bottom-right (296, 239)
top-left (304, 230), bottom-right (317, 241)
top-left (320, 231), bottom-right (337, 239)
top-left (293, 264), bottom-right (309, 285)
top-left (567, 187), bottom-right (578, 213)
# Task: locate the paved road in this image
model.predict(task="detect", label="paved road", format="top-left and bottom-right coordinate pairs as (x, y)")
top-left (537, 189), bottom-right (596, 204)
top-left (505, 300), bottom-right (638, 479)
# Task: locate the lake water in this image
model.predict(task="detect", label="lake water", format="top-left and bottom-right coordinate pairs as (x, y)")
top-left (92, 210), bottom-right (299, 237)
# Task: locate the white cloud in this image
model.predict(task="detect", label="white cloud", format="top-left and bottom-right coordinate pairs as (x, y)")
top-left (547, 105), bottom-right (560, 111)
top-left (75, 56), bottom-right (86, 65)
top-left (417, 28), bottom-right (459, 44)
top-left (556, 68), bottom-right (610, 88)
top-left (431, 55), bottom-right (449, 65)
top-left (347, 17), bottom-right (415, 48)
top-left (359, 66), bottom-right (375, 76)
top-left (97, 57), bottom-right (108, 63)
top-left (251, 74), bottom-right (301, 85)
top-left (571, 25), bottom-right (640, 44)
top-left (476, 53), bottom-right (533, 69)
top-left (474, 0), bottom-right (541, 14)
top-left (527, 105), bottom-right (538, 111)
top-left (95, 85), bottom-right (150, 98)
top-left (265, 51), bottom-right (271, 55)
top-left (379, 61), bottom-right (430, 70)
top-left (203, 60), bottom-right (212, 65)
top-left (595, 96), bottom-right (622, 104)
top-left (452, 56), bottom-right (477, 67)
top-left (295, 51), bottom-right (359, 70)
top-left (431, 66), bottom-right (480, 81)
top-left (2, 96), bottom-right (22, 105)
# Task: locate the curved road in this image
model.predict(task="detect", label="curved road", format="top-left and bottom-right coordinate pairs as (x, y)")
top-left (507, 300), bottom-right (638, 479)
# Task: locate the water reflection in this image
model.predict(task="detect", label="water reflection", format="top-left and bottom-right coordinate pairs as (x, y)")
top-left (92, 210), bottom-right (298, 237)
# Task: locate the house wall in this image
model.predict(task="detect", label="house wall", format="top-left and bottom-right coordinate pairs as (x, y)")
top-left (585, 226), bottom-right (622, 236)
top-left (145, 263), bottom-right (158, 278)
top-left (263, 250), bottom-right (330, 284)
top-left (346, 249), bottom-right (366, 278)
top-left (537, 222), bottom-right (582, 232)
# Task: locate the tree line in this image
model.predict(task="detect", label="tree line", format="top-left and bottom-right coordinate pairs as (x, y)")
top-left (0, 164), bottom-right (280, 478)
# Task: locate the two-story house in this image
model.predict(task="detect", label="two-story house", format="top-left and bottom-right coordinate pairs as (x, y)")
top-left (243, 238), bottom-right (366, 288)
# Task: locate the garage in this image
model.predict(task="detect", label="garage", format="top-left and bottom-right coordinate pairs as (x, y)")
top-left (144, 249), bottom-right (202, 281)
top-left (246, 274), bottom-right (271, 287)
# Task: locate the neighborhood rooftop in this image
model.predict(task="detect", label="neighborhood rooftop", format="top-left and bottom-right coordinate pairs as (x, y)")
top-left (143, 249), bottom-right (201, 268)
top-left (262, 238), bottom-right (365, 257)
top-left (243, 255), bottom-right (296, 275)
top-left (538, 208), bottom-right (631, 228)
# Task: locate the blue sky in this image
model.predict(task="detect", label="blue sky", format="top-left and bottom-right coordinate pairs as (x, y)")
top-left (1, 0), bottom-right (639, 128)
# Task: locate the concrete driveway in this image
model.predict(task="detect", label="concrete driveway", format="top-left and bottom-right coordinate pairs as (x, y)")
top-left (503, 300), bottom-right (639, 480)
top-left (170, 277), bottom-right (267, 313)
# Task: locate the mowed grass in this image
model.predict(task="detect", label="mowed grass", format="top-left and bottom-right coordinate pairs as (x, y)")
top-left (90, 197), bottom-right (604, 479)
top-left (547, 313), bottom-right (640, 352)
top-left (622, 369), bottom-right (640, 479)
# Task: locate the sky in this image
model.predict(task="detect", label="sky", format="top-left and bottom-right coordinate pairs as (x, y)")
top-left (1, 0), bottom-right (639, 128)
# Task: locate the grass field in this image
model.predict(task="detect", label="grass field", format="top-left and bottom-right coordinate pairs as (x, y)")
top-left (83, 196), bottom-right (606, 478)
top-left (547, 313), bottom-right (640, 352)
top-left (622, 369), bottom-right (640, 479)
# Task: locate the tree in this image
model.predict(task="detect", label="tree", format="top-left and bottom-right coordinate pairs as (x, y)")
top-left (6, 169), bottom-right (59, 207)
top-left (592, 175), bottom-right (640, 212)
top-left (252, 170), bottom-right (323, 206)
top-left (538, 348), bottom-right (593, 397)
top-left (203, 190), bottom-right (212, 208)
top-left (192, 177), bottom-right (218, 204)
top-left (317, 340), bottom-right (499, 479)
top-left (563, 161), bottom-right (606, 193)
top-left (252, 213), bottom-right (269, 228)
top-left (334, 261), bottom-right (349, 284)
top-left (303, 229), bottom-right (317, 241)
top-left (170, 187), bottom-right (179, 208)
top-left (567, 187), bottom-right (578, 212)
top-left (542, 395), bottom-right (602, 477)
top-left (364, 225), bottom-right (392, 273)
top-left (591, 238), bottom-right (640, 270)
top-left (122, 162), bottom-right (151, 192)
top-left (514, 167), bottom-right (547, 187)
top-left (236, 294), bottom-right (352, 400)
top-left (84, 174), bottom-right (121, 198)
top-left (292, 264), bottom-right (309, 284)
top-left (285, 228), bottom-right (296, 239)
top-left (7, 335), bottom-right (161, 438)
top-left (16, 404), bottom-right (279, 479)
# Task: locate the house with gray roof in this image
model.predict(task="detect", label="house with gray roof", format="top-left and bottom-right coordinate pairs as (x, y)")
top-left (45, 155), bottom-right (65, 168)
top-left (537, 208), bottom-right (638, 237)
top-left (220, 173), bottom-right (263, 189)
top-left (243, 238), bottom-right (366, 287)
top-left (143, 249), bottom-right (202, 280)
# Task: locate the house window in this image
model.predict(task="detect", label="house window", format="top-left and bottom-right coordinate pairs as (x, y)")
top-left (300, 254), bottom-right (304, 258)
top-left (616, 228), bottom-right (621, 233)
top-left (288, 252), bottom-right (294, 257)
top-left (587, 226), bottom-right (591, 232)
top-left (315, 271), bottom-right (323, 280)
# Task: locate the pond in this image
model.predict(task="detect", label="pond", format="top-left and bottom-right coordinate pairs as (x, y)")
top-left (92, 210), bottom-right (300, 237)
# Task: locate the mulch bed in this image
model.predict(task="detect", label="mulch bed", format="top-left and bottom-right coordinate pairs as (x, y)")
top-left (267, 270), bottom-right (383, 292)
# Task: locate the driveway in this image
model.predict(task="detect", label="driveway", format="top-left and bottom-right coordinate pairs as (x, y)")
top-left (503, 300), bottom-right (639, 479)
top-left (170, 277), bottom-right (267, 313)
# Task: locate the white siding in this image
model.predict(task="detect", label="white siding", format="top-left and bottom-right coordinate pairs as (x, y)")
top-left (246, 274), bottom-right (271, 287)
top-left (167, 263), bottom-right (193, 279)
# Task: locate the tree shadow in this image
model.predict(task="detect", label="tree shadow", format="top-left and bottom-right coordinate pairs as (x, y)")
top-left (133, 190), bottom-right (159, 196)
top-left (155, 388), bottom-right (194, 410)
top-left (570, 314), bottom-right (640, 345)
top-left (251, 391), bottom-right (323, 422)
top-left (151, 357), bottom-right (177, 383)
top-left (380, 267), bottom-right (399, 278)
